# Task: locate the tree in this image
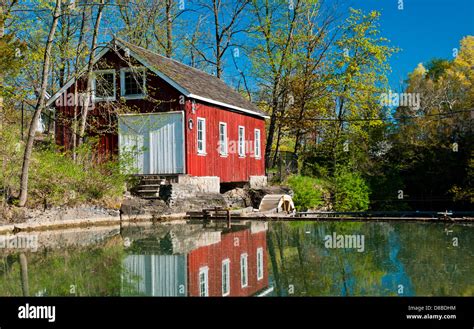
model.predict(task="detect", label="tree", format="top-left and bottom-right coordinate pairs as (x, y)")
top-left (18, 0), bottom-right (62, 207)
top-left (0, 0), bottom-right (19, 126)
top-left (77, 0), bottom-right (105, 147)
top-left (250, 0), bottom-right (303, 167)
top-left (192, 0), bottom-right (250, 78)
top-left (117, 0), bottom-right (185, 58)
top-left (387, 35), bottom-right (473, 210)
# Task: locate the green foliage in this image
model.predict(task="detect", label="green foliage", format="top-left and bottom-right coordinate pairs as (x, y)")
top-left (333, 168), bottom-right (370, 211)
top-left (286, 175), bottom-right (325, 211)
top-left (28, 140), bottom-right (129, 207)
top-left (0, 114), bottom-right (131, 208)
top-left (425, 58), bottom-right (451, 81)
top-left (0, 241), bottom-right (126, 296)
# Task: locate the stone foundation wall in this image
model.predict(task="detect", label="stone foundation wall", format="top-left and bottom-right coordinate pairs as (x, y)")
top-left (159, 181), bottom-right (226, 211)
top-left (249, 176), bottom-right (268, 189)
top-left (177, 175), bottom-right (220, 193)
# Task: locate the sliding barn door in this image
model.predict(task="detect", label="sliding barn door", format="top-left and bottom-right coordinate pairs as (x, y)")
top-left (118, 112), bottom-right (185, 175)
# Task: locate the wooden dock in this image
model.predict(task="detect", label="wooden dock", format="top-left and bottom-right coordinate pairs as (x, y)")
top-left (185, 209), bottom-right (474, 223)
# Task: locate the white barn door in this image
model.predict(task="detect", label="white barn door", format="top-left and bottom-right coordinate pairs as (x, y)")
top-left (118, 112), bottom-right (185, 175)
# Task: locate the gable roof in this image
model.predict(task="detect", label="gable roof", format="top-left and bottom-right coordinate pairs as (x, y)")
top-left (47, 38), bottom-right (268, 119)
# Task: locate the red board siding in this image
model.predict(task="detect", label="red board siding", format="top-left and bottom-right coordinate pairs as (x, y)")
top-left (187, 228), bottom-right (268, 297)
top-left (185, 100), bottom-right (266, 182)
top-left (54, 48), bottom-right (266, 182)
top-left (54, 49), bottom-right (183, 156)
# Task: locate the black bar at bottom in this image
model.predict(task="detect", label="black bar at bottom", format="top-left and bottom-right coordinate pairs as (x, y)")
top-left (0, 297), bottom-right (472, 328)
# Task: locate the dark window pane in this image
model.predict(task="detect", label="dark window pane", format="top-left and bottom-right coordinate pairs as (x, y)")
top-left (95, 72), bottom-right (114, 98)
top-left (124, 70), bottom-right (144, 96)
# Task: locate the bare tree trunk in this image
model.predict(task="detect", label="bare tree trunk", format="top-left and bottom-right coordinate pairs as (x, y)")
top-left (265, 85), bottom-right (280, 167)
top-left (165, 0), bottom-right (172, 58)
top-left (72, 4), bottom-right (89, 161)
top-left (272, 123), bottom-right (282, 167)
top-left (77, 0), bottom-right (104, 147)
top-left (212, 0), bottom-right (221, 78)
top-left (18, 0), bottom-right (62, 207)
top-left (19, 253), bottom-right (29, 296)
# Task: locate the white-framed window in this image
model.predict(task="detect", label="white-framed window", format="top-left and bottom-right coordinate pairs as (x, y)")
top-left (238, 126), bottom-right (245, 157)
top-left (240, 253), bottom-right (248, 288)
top-left (92, 69), bottom-right (116, 101)
top-left (199, 266), bottom-right (209, 297)
top-left (257, 247), bottom-right (264, 280)
top-left (197, 117), bottom-right (206, 155)
top-left (120, 67), bottom-right (146, 99)
top-left (254, 129), bottom-right (261, 159)
top-left (222, 259), bottom-right (230, 296)
top-left (219, 122), bottom-right (228, 156)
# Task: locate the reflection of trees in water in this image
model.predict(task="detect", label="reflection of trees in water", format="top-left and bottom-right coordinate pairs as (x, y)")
top-left (268, 221), bottom-right (474, 296)
top-left (0, 237), bottom-right (126, 296)
top-left (19, 253), bottom-right (29, 296)
top-left (267, 222), bottom-right (388, 296)
top-left (395, 223), bottom-right (474, 296)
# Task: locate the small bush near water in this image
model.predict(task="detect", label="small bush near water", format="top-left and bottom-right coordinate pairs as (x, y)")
top-left (333, 168), bottom-right (370, 212)
top-left (286, 175), bottom-right (325, 211)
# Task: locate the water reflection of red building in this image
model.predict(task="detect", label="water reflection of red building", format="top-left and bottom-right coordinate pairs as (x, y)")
top-left (188, 224), bottom-right (268, 297)
top-left (122, 221), bottom-right (270, 297)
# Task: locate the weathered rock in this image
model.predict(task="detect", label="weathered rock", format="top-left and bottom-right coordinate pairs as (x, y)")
top-left (222, 188), bottom-right (252, 209)
top-left (121, 197), bottom-right (170, 216)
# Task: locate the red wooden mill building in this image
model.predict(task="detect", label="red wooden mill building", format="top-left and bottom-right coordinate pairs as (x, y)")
top-left (47, 38), bottom-right (268, 187)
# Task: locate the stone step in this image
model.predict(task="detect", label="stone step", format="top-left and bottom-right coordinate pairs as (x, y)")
top-left (140, 195), bottom-right (161, 200)
top-left (136, 190), bottom-right (160, 194)
top-left (140, 178), bottom-right (166, 184)
top-left (136, 184), bottom-right (162, 189)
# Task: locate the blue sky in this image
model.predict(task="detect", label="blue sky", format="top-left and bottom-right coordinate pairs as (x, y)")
top-left (346, 0), bottom-right (474, 91)
top-left (94, 0), bottom-right (474, 93)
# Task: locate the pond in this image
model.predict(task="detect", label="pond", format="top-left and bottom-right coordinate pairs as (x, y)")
top-left (0, 220), bottom-right (472, 296)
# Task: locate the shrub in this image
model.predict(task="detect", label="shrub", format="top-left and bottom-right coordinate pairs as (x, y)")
top-left (286, 175), bottom-right (324, 211)
top-left (27, 140), bottom-right (130, 208)
top-left (333, 168), bottom-right (370, 211)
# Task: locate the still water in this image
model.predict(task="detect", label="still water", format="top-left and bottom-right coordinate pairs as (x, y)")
top-left (0, 220), bottom-right (472, 296)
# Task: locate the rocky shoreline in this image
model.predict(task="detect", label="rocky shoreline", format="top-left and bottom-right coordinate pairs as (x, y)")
top-left (0, 186), bottom-right (294, 231)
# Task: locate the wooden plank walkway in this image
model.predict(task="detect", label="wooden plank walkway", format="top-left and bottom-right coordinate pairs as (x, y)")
top-left (186, 209), bottom-right (474, 223)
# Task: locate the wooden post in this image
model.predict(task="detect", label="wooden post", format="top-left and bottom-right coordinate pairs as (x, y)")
top-left (226, 209), bottom-right (231, 228)
top-left (203, 209), bottom-right (209, 227)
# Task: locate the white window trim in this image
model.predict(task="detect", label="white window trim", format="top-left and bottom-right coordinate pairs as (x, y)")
top-left (254, 128), bottom-right (261, 159)
top-left (221, 259), bottom-right (231, 296)
top-left (92, 69), bottom-right (116, 102)
top-left (257, 247), bottom-right (264, 281)
top-left (240, 253), bottom-right (248, 288)
top-left (120, 67), bottom-right (146, 99)
top-left (238, 126), bottom-right (245, 157)
top-left (219, 122), bottom-right (228, 157)
top-left (198, 266), bottom-right (209, 297)
top-left (197, 117), bottom-right (206, 155)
